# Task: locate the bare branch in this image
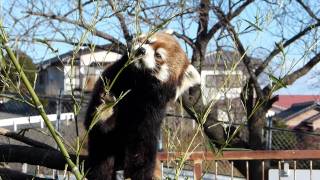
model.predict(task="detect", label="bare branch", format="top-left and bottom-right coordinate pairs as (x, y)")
top-left (0, 128), bottom-right (55, 150)
top-left (262, 53), bottom-right (320, 95)
top-left (255, 21), bottom-right (320, 76)
top-left (213, 5), bottom-right (264, 98)
top-left (63, 0), bottom-right (95, 17)
top-left (197, 0), bottom-right (210, 37)
top-left (295, 0), bottom-right (320, 21)
top-left (107, 0), bottom-right (132, 43)
top-left (282, 53), bottom-right (320, 86)
top-left (0, 145), bottom-right (86, 171)
top-left (0, 168), bottom-right (53, 180)
top-left (173, 32), bottom-right (195, 49)
top-left (207, 0), bottom-right (254, 39)
top-left (26, 11), bottom-right (126, 50)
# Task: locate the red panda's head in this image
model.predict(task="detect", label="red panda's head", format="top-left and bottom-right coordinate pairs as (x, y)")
top-left (132, 31), bottom-right (200, 100)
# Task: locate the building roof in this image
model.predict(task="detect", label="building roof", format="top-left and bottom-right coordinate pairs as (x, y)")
top-left (274, 95), bottom-right (320, 109)
top-left (37, 44), bottom-right (120, 69)
top-left (275, 101), bottom-right (319, 121)
top-left (202, 50), bottom-right (261, 69)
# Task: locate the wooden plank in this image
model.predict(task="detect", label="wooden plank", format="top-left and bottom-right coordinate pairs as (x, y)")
top-left (193, 159), bottom-right (202, 180)
top-left (158, 150), bottom-right (320, 161)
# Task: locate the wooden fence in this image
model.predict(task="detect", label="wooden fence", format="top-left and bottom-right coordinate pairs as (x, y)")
top-left (157, 150), bottom-right (320, 180)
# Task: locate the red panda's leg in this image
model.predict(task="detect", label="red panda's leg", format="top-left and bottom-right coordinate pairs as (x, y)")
top-left (87, 156), bottom-right (116, 180)
top-left (86, 127), bottom-right (117, 180)
top-left (123, 141), bottom-right (157, 180)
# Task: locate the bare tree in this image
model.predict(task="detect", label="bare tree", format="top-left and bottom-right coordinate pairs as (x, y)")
top-left (1, 0), bottom-right (320, 179)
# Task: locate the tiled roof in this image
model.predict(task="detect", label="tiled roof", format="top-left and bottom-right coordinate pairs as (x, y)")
top-left (37, 44), bottom-right (117, 69)
top-left (274, 95), bottom-right (320, 109)
top-left (275, 101), bottom-right (317, 120)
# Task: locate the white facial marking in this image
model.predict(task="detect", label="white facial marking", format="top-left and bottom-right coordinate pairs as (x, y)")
top-left (133, 43), bottom-right (156, 69)
top-left (155, 64), bottom-right (169, 82)
top-left (156, 48), bottom-right (167, 60)
top-left (149, 36), bottom-right (157, 44)
top-left (175, 65), bottom-right (201, 100)
top-left (138, 33), bottom-right (147, 39)
top-left (164, 29), bottom-right (174, 35)
top-left (141, 44), bottom-right (156, 69)
top-left (132, 34), bottom-right (172, 83)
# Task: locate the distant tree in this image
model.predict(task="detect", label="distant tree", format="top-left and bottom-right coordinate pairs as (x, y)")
top-left (0, 50), bottom-right (37, 93)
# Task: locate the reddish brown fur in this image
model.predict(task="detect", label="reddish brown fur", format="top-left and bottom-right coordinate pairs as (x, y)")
top-left (150, 32), bottom-right (189, 84)
top-left (85, 32), bottom-right (199, 180)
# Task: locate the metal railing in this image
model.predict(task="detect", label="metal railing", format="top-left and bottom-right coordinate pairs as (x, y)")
top-left (157, 150), bottom-right (320, 180)
top-left (0, 112), bottom-right (74, 131)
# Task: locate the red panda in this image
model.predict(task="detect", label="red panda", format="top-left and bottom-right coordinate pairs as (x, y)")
top-left (84, 31), bottom-right (200, 180)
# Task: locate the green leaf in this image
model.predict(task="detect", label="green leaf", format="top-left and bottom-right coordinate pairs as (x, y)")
top-left (243, 19), bottom-right (262, 31)
top-left (268, 73), bottom-right (287, 88)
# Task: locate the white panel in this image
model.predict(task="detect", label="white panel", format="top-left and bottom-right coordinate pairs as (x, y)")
top-left (269, 169), bottom-right (320, 180)
top-left (80, 51), bottom-right (121, 66)
top-left (200, 70), bottom-right (244, 105)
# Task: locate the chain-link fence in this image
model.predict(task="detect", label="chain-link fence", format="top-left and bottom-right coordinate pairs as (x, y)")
top-left (266, 125), bottom-right (320, 169)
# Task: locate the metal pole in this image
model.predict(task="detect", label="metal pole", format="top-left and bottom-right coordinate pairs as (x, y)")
top-left (54, 89), bottom-right (62, 179)
top-left (268, 117), bottom-right (273, 150)
top-left (55, 89), bottom-right (62, 132)
top-left (158, 129), bottom-right (163, 180)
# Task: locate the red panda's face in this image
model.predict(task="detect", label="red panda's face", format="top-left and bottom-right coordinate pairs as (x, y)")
top-left (133, 31), bottom-right (201, 100)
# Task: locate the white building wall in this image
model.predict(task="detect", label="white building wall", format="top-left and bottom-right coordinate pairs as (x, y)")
top-left (63, 51), bottom-right (122, 93)
top-left (200, 69), bottom-right (244, 105)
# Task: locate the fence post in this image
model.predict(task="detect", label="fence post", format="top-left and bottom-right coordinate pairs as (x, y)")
top-left (55, 89), bottom-right (62, 132)
top-left (267, 117), bottom-right (273, 150)
top-left (154, 158), bottom-right (162, 180)
top-left (194, 159), bottom-right (202, 180)
top-left (22, 163), bottom-right (27, 173)
top-left (40, 118), bottom-right (44, 128)
top-left (53, 90), bottom-right (62, 178)
top-left (157, 129), bottom-right (163, 179)
top-left (13, 119), bottom-right (17, 131)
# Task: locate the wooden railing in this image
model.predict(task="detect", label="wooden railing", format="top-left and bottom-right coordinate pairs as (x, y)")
top-left (157, 150), bottom-right (320, 180)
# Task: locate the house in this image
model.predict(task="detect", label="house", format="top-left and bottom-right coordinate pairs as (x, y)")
top-left (201, 50), bottom-right (260, 122)
top-left (36, 48), bottom-right (121, 96)
top-left (267, 95), bottom-right (320, 117)
top-left (274, 101), bottom-right (320, 130)
top-left (273, 95), bottom-right (320, 109)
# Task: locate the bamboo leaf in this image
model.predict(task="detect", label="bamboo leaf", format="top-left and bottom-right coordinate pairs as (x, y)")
top-left (243, 19), bottom-right (262, 31)
top-left (268, 73), bottom-right (287, 88)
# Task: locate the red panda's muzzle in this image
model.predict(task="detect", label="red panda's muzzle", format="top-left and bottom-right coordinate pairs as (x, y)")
top-left (135, 47), bottom-right (146, 56)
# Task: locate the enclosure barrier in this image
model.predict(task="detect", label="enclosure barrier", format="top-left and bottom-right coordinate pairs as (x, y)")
top-left (157, 150), bottom-right (320, 180)
top-left (0, 113), bottom-right (74, 131)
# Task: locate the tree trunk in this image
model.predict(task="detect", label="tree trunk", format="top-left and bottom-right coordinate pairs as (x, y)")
top-left (248, 108), bottom-right (269, 180)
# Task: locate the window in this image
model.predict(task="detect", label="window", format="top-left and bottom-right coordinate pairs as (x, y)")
top-left (205, 74), bottom-right (242, 88)
top-left (38, 71), bottom-right (47, 84)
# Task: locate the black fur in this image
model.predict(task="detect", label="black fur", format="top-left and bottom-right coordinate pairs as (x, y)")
top-left (84, 54), bottom-right (176, 180)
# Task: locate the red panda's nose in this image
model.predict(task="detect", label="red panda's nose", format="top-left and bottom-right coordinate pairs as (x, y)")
top-left (136, 47), bottom-right (146, 56)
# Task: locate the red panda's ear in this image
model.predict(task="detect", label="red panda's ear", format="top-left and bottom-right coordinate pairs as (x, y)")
top-left (164, 29), bottom-right (174, 35)
top-left (175, 64), bottom-right (201, 100)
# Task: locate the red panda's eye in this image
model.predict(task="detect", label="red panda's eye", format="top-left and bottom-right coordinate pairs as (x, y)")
top-left (155, 52), bottom-right (162, 59)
